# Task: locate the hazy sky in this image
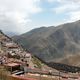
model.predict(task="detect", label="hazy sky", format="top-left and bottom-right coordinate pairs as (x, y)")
top-left (0, 0), bottom-right (80, 34)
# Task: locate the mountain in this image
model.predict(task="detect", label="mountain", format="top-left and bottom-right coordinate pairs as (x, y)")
top-left (0, 30), bottom-right (52, 70)
top-left (6, 32), bottom-right (19, 37)
top-left (12, 20), bottom-right (80, 66)
top-left (4, 31), bottom-right (19, 37)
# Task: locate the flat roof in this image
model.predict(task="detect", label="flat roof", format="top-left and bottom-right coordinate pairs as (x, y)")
top-left (4, 63), bottom-right (20, 67)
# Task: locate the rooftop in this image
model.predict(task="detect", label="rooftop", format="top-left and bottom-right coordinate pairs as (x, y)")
top-left (4, 62), bottom-right (20, 67)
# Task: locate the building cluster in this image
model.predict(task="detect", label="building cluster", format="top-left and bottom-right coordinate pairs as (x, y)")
top-left (0, 31), bottom-right (32, 68)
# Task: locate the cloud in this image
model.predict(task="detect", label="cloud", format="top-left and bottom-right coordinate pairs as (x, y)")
top-left (52, 0), bottom-right (80, 14)
top-left (69, 11), bottom-right (80, 22)
top-left (0, 0), bottom-right (42, 34)
top-left (51, 0), bottom-right (80, 23)
top-left (47, 0), bottom-right (56, 3)
top-left (48, 0), bottom-right (80, 3)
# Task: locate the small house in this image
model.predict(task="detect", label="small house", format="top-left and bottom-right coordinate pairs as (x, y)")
top-left (4, 62), bottom-right (21, 73)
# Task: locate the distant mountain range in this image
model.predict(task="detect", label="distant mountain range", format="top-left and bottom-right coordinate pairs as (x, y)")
top-left (6, 32), bottom-right (20, 37)
top-left (12, 20), bottom-right (80, 67)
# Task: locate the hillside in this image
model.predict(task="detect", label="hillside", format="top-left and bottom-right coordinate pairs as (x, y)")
top-left (12, 20), bottom-right (80, 67)
top-left (0, 30), bottom-right (53, 71)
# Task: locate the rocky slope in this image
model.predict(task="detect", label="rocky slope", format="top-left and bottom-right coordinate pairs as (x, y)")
top-left (12, 20), bottom-right (80, 66)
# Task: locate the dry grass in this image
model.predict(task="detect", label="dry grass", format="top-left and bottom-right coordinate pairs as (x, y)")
top-left (0, 65), bottom-right (60, 80)
top-left (25, 73), bottom-right (59, 80)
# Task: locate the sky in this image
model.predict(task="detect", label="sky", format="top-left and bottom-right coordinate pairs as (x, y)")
top-left (0, 0), bottom-right (80, 34)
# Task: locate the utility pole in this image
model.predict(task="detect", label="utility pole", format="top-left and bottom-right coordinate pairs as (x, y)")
top-left (59, 71), bottom-right (60, 80)
top-left (38, 62), bottom-right (42, 80)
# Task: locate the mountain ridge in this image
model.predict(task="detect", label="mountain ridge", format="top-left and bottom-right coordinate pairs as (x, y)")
top-left (12, 20), bottom-right (80, 66)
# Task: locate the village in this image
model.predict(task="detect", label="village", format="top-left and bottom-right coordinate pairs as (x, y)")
top-left (0, 30), bottom-right (80, 80)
